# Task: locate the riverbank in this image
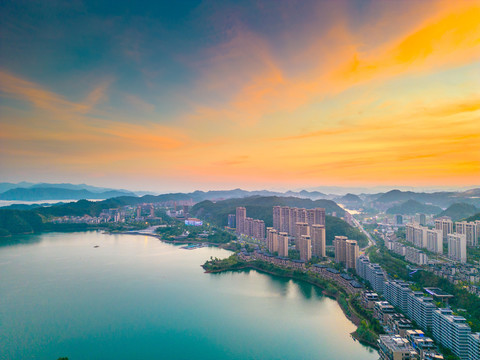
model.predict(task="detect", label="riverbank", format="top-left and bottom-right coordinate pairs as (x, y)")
top-left (203, 255), bottom-right (380, 349)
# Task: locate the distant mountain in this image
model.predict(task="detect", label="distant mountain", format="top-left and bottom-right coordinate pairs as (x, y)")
top-left (28, 183), bottom-right (132, 193)
top-left (386, 200), bottom-right (442, 215)
top-left (457, 188), bottom-right (480, 197)
top-left (370, 189), bottom-right (480, 208)
top-left (436, 203), bottom-right (480, 222)
top-left (0, 182), bottom-right (35, 193)
top-left (336, 193), bottom-right (362, 204)
top-left (0, 187), bottom-right (136, 201)
top-left (190, 196), bottom-right (367, 247)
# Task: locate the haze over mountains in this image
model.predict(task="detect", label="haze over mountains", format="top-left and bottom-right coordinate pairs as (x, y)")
top-left (1, 182), bottom-right (480, 221)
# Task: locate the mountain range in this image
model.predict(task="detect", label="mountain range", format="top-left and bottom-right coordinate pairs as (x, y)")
top-left (0, 187), bottom-right (136, 201)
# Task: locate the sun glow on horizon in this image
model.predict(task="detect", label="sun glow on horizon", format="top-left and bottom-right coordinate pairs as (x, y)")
top-left (0, 0), bottom-right (479, 191)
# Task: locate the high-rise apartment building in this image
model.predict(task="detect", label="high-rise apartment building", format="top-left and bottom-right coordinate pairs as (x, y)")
top-left (253, 219), bottom-right (265, 240)
top-left (281, 206), bottom-right (290, 233)
top-left (299, 235), bottom-right (311, 261)
top-left (345, 240), bottom-right (359, 270)
top-left (236, 207), bottom-right (246, 235)
top-left (435, 218), bottom-right (453, 242)
top-left (433, 309), bottom-right (471, 360)
top-left (406, 223), bottom-right (428, 248)
top-left (273, 206), bottom-right (281, 231)
top-left (314, 208), bottom-right (326, 226)
top-left (426, 229), bottom-right (443, 254)
top-left (334, 236), bottom-right (348, 264)
top-left (278, 232), bottom-right (289, 257)
top-left (245, 217), bottom-right (254, 237)
top-left (311, 224), bottom-right (326, 258)
top-left (273, 206), bottom-right (326, 236)
top-left (266, 228), bottom-right (278, 253)
top-left (419, 213), bottom-right (426, 226)
top-left (448, 233), bottom-right (467, 263)
top-left (456, 221), bottom-right (477, 247)
top-left (227, 214), bottom-right (236, 229)
top-left (295, 222), bottom-right (310, 251)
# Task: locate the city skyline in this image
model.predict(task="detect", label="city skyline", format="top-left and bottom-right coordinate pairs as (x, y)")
top-left (1, 0), bottom-right (479, 192)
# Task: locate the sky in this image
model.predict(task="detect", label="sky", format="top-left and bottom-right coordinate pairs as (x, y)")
top-left (0, 0), bottom-right (479, 192)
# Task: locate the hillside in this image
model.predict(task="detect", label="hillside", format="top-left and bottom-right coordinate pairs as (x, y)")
top-left (191, 196), bottom-right (344, 227)
top-left (386, 200), bottom-right (442, 215)
top-left (339, 193), bottom-right (362, 203)
top-left (190, 196), bottom-right (367, 247)
top-left (0, 209), bottom-right (44, 236)
top-left (466, 213), bottom-right (480, 222)
top-left (0, 187), bottom-right (136, 201)
top-left (436, 203), bottom-right (479, 222)
top-left (371, 189), bottom-right (480, 208)
top-left (324, 215), bottom-right (368, 247)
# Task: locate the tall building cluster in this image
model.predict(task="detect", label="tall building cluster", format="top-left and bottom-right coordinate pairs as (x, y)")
top-left (406, 218), bottom-right (480, 263)
top-left (235, 207), bottom-right (265, 240)
top-left (358, 256), bottom-right (480, 360)
top-left (334, 235), bottom-right (359, 270)
top-left (272, 206), bottom-right (326, 262)
top-left (273, 206), bottom-right (325, 235)
top-left (266, 228), bottom-right (289, 257)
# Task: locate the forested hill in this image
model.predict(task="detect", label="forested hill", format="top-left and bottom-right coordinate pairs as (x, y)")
top-left (190, 196), bottom-right (344, 228)
top-left (0, 187), bottom-right (136, 201)
top-left (436, 203), bottom-right (480, 222)
top-left (190, 196), bottom-right (367, 247)
top-left (386, 200), bottom-right (442, 215)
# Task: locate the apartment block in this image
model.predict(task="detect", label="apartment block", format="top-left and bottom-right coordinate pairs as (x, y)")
top-left (299, 235), bottom-right (312, 261)
top-left (432, 309), bottom-right (471, 360)
top-left (456, 221), bottom-right (478, 247)
top-left (427, 229), bottom-right (443, 254)
top-left (378, 335), bottom-right (419, 360)
top-left (345, 239), bottom-right (359, 270)
top-left (310, 224), bottom-right (326, 258)
top-left (277, 232), bottom-right (289, 257)
top-left (435, 218), bottom-right (453, 242)
top-left (448, 233), bottom-right (467, 263)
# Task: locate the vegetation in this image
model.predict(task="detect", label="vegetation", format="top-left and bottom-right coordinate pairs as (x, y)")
top-left (436, 202), bottom-right (479, 222)
top-left (190, 197), bottom-right (367, 246)
top-left (386, 199), bottom-right (442, 215)
top-left (203, 254), bottom-right (246, 271)
top-left (156, 223), bottom-right (236, 244)
top-left (0, 186), bottom-right (133, 201)
top-left (190, 196), bottom-right (345, 228)
top-left (369, 242), bottom-right (480, 332)
top-left (0, 209), bottom-right (44, 236)
top-left (466, 212), bottom-right (480, 222)
top-left (325, 216), bottom-right (368, 247)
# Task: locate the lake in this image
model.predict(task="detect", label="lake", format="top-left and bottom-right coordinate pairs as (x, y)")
top-left (0, 231), bottom-right (378, 360)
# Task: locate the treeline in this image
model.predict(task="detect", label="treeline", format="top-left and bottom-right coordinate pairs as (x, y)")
top-left (369, 243), bottom-right (480, 332)
top-left (190, 196), bottom-right (367, 246)
top-left (325, 216), bottom-right (368, 248)
top-left (0, 209), bottom-right (44, 237)
top-left (190, 196), bottom-right (345, 228)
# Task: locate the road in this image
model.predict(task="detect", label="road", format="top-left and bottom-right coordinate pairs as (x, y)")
top-left (351, 217), bottom-right (376, 252)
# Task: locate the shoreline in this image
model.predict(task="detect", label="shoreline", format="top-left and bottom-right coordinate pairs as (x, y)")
top-left (111, 230), bottom-right (234, 248)
top-left (204, 261), bottom-right (379, 350)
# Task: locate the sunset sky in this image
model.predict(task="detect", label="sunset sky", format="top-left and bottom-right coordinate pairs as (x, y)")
top-left (1, 0), bottom-right (479, 192)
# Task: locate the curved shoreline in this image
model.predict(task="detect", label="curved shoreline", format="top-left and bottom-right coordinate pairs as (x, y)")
top-left (204, 262), bottom-right (379, 350)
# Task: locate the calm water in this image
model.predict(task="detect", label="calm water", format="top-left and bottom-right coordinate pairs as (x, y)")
top-left (0, 231), bottom-right (378, 360)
